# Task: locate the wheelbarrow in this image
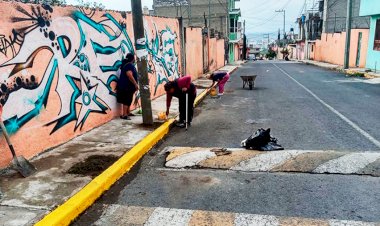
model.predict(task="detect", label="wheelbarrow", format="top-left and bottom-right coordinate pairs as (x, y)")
top-left (240, 75), bottom-right (257, 90)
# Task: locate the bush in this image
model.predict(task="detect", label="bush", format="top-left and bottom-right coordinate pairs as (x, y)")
top-left (266, 49), bottom-right (277, 59)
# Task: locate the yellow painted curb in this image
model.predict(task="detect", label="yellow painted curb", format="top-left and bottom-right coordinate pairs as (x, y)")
top-left (35, 119), bottom-right (175, 226)
top-left (35, 72), bottom-right (224, 226)
top-left (194, 88), bottom-right (210, 107)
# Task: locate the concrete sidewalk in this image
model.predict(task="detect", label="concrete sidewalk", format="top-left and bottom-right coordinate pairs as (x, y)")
top-left (299, 59), bottom-right (380, 78)
top-left (0, 65), bottom-right (238, 226)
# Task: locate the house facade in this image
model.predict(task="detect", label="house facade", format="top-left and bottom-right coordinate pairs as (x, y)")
top-left (153, 0), bottom-right (242, 63)
top-left (360, 0), bottom-right (380, 70)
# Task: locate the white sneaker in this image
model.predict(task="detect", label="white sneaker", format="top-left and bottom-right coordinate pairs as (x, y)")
top-left (218, 93), bottom-right (224, 96)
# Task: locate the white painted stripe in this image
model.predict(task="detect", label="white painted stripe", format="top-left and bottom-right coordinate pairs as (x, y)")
top-left (273, 63), bottom-right (380, 149)
top-left (144, 207), bottom-right (193, 226)
top-left (231, 150), bottom-right (306, 171)
top-left (329, 219), bottom-right (378, 226)
top-left (94, 204), bottom-right (120, 226)
top-left (165, 150), bottom-right (216, 168)
top-left (235, 213), bottom-right (279, 226)
top-left (314, 152), bottom-right (380, 174)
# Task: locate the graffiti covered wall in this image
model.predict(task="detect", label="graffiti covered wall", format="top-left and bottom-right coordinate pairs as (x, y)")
top-left (0, 1), bottom-right (181, 167)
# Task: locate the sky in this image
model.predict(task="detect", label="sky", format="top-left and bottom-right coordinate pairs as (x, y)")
top-left (66, 0), bottom-right (311, 42)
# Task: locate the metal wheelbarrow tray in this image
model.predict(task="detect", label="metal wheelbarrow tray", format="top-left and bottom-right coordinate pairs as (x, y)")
top-left (240, 75), bottom-right (257, 90)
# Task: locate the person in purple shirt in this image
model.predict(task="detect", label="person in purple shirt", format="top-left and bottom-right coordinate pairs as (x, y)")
top-left (208, 71), bottom-right (230, 96)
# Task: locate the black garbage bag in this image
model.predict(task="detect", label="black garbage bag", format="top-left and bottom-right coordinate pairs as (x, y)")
top-left (241, 128), bottom-right (284, 151)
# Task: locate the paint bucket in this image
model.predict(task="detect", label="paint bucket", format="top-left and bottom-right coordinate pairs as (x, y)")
top-left (210, 88), bottom-right (218, 97)
top-left (157, 112), bottom-right (167, 120)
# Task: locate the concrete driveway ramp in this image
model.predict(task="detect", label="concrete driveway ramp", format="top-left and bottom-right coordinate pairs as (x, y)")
top-left (165, 147), bottom-right (380, 177)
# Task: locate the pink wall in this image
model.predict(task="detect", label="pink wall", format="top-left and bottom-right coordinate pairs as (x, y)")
top-left (234, 44), bottom-right (240, 62)
top-left (315, 29), bottom-right (369, 68)
top-left (0, 2), bottom-right (182, 168)
top-left (185, 27), bottom-right (203, 80)
top-left (310, 43), bottom-right (316, 60)
top-left (216, 39), bottom-right (225, 69)
top-left (208, 38), bottom-right (217, 72)
top-left (296, 42), bottom-right (306, 60)
top-left (185, 27), bottom-right (225, 77)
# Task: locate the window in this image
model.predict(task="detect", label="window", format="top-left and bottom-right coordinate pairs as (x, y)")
top-left (230, 18), bottom-right (236, 33)
top-left (230, 18), bottom-right (234, 32)
top-left (374, 19), bottom-right (380, 51)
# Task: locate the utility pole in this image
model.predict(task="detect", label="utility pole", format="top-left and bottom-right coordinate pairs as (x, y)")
top-left (188, 1), bottom-right (192, 26)
top-left (263, 33), bottom-right (270, 46)
top-left (131, 0), bottom-right (153, 125)
top-left (344, 0), bottom-right (352, 69)
top-left (275, 9), bottom-right (286, 39)
top-left (208, 0), bottom-right (211, 36)
top-left (243, 20), bottom-right (247, 60)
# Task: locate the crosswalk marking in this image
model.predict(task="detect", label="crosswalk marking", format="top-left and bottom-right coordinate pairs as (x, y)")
top-left (166, 150), bottom-right (217, 168)
top-left (328, 219), bottom-right (378, 226)
top-left (164, 147), bottom-right (380, 177)
top-left (314, 153), bottom-right (380, 174)
top-left (231, 150), bottom-right (307, 171)
top-left (93, 205), bottom-right (380, 226)
top-left (235, 213), bottom-right (279, 226)
top-left (144, 207), bottom-right (193, 226)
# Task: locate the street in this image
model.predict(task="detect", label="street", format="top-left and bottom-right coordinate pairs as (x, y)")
top-left (74, 61), bottom-right (380, 225)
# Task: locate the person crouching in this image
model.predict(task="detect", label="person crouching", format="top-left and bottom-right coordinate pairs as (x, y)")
top-left (165, 75), bottom-right (197, 128)
top-left (208, 71), bottom-right (230, 96)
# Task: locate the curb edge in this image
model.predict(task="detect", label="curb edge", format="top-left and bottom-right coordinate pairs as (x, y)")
top-left (35, 81), bottom-right (211, 226)
top-left (35, 118), bottom-right (175, 226)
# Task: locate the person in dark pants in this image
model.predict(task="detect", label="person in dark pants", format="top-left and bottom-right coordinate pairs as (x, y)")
top-left (165, 75), bottom-right (197, 128)
top-left (116, 53), bottom-right (139, 120)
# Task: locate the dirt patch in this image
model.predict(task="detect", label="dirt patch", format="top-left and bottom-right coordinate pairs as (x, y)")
top-left (193, 108), bottom-right (202, 117)
top-left (210, 148), bottom-right (232, 156)
top-left (134, 122), bottom-right (163, 130)
top-left (67, 155), bottom-right (119, 177)
top-left (195, 84), bottom-right (209, 89)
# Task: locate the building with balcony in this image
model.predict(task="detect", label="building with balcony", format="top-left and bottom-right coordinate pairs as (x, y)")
top-left (228, 0), bottom-right (241, 62)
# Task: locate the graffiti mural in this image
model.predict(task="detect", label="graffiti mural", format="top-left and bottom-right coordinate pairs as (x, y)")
top-left (0, 2), bottom-right (181, 137)
top-left (145, 18), bottom-right (180, 95)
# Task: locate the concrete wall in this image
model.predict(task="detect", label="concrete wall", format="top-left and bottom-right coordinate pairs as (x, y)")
top-left (208, 38), bottom-right (217, 71)
top-left (153, 0), bottom-right (229, 38)
top-left (185, 27), bottom-right (203, 79)
top-left (324, 0), bottom-right (370, 33)
top-left (296, 42), bottom-right (306, 60)
top-left (359, 0), bottom-right (380, 17)
top-left (234, 44), bottom-right (240, 62)
top-left (0, 2), bottom-right (182, 168)
top-left (365, 15), bottom-right (380, 70)
top-left (314, 29), bottom-right (369, 67)
top-left (216, 39), bottom-right (225, 69)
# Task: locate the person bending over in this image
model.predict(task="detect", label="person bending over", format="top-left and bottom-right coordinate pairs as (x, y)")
top-left (165, 75), bottom-right (197, 128)
top-left (208, 71), bottom-right (230, 96)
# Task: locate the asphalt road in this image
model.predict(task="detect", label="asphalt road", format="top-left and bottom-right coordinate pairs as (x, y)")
top-left (74, 61), bottom-right (380, 225)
